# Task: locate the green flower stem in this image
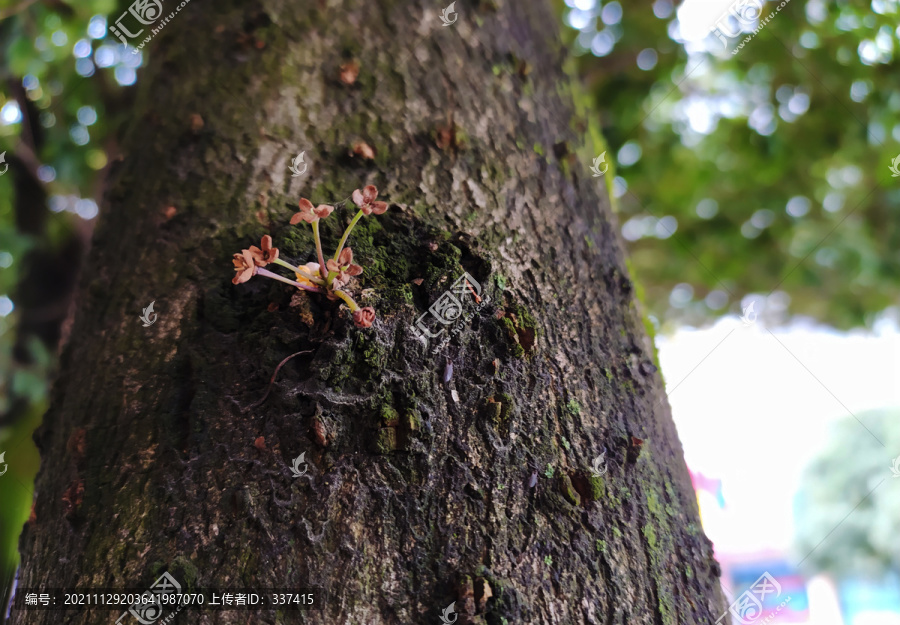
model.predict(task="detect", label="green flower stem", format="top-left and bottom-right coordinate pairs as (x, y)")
top-left (272, 257), bottom-right (302, 273)
top-left (257, 267), bottom-right (324, 293)
top-left (273, 258), bottom-right (320, 282)
top-left (333, 209), bottom-right (365, 263)
top-left (311, 220), bottom-right (327, 279)
top-left (332, 288), bottom-right (360, 311)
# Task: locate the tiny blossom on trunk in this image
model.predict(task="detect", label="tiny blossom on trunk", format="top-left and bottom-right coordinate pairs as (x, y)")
top-left (231, 186), bottom-right (389, 328)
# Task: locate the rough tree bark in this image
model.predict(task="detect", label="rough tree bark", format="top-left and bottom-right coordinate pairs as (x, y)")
top-left (11, 0), bottom-right (727, 623)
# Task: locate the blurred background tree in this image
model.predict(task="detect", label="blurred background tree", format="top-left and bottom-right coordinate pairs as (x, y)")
top-left (563, 0), bottom-right (900, 330)
top-left (1, 0), bottom-right (898, 617)
top-left (1, 0), bottom-right (124, 613)
top-left (792, 409), bottom-right (900, 578)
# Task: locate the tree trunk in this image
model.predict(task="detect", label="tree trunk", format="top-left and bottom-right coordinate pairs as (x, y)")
top-left (11, 0), bottom-right (727, 623)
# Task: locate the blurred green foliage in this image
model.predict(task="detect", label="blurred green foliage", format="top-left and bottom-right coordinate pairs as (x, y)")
top-left (0, 399), bottom-right (41, 603)
top-left (793, 409), bottom-right (900, 578)
top-left (1, 0), bottom-right (125, 613)
top-left (563, 0), bottom-right (900, 330)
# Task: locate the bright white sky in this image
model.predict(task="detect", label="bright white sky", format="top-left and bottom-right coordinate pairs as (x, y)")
top-left (658, 314), bottom-right (900, 555)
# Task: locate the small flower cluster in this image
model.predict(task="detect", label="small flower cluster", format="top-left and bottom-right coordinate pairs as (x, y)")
top-left (231, 185), bottom-right (388, 328)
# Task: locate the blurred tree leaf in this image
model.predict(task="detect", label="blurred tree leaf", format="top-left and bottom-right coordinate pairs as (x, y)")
top-left (1, 0), bottom-right (135, 603)
top-left (564, 0), bottom-right (900, 330)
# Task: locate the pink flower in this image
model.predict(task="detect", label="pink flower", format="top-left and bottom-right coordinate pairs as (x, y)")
top-left (352, 307), bottom-right (376, 328)
top-left (351, 185), bottom-right (388, 216)
top-left (290, 198), bottom-right (334, 224)
top-left (338, 247), bottom-right (363, 275)
top-left (326, 259), bottom-right (346, 288)
top-left (232, 250), bottom-right (258, 284)
top-left (248, 235), bottom-right (279, 266)
top-left (327, 247), bottom-right (363, 288)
